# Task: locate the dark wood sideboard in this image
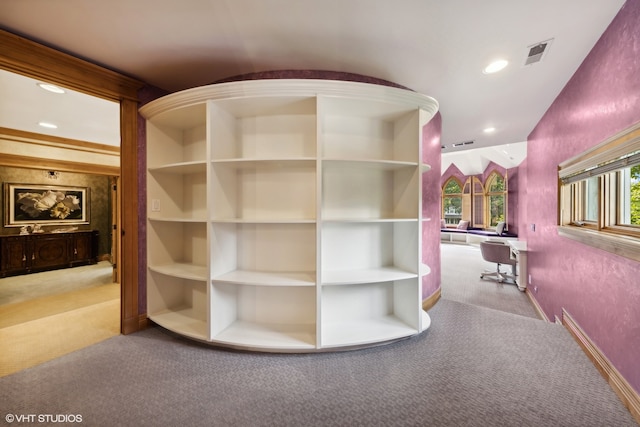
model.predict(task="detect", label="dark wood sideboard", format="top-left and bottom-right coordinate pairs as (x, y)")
top-left (0, 230), bottom-right (99, 278)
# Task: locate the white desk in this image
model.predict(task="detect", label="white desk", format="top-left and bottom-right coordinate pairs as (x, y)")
top-left (507, 240), bottom-right (528, 292)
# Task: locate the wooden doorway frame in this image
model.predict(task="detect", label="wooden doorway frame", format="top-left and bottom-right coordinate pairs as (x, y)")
top-left (0, 30), bottom-right (145, 334)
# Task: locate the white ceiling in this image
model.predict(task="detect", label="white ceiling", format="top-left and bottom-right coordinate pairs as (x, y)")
top-left (0, 70), bottom-right (120, 146)
top-left (0, 0), bottom-right (627, 173)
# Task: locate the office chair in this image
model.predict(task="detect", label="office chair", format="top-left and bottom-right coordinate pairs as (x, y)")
top-left (479, 241), bottom-right (517, 283)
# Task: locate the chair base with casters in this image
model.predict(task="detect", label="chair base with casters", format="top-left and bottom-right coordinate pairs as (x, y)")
top-left (479, 241), bottom-right (517, 284)
top-left (480, 265), bottom-right (516, 283)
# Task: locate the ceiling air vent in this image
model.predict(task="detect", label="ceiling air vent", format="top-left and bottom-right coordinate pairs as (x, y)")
top-left (452, 140), bottom-right (474, 148)
top-left (524, 38), bottom-right (553, 66)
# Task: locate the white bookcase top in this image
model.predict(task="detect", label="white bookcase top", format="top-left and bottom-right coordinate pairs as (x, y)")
top-left (139, 79), bottom-right (439, 121)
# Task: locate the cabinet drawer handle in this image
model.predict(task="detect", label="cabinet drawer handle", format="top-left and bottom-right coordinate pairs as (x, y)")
top-left (32, 253), bottom-right (36, 260)
top-left (22, 254), bottom-right (26, 261)
top-left (74, 248), bottom-right (77, 255)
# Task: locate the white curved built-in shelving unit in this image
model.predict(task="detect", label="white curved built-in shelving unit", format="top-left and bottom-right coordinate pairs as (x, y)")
top-left (141, 79), bottom-right (438, 352)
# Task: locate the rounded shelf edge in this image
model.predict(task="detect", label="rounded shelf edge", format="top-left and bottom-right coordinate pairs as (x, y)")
top-left (140, 79), bottom-right (439, 120)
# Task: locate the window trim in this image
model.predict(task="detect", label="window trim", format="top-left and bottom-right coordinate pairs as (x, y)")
top-left (558, 121), bottom-right (640, 262)
top-left (471, 177), bottom-right (485, 228)
top-left (557, 225), bottom-right (640, 261)
top-left (485, 171), bottom-right (506, 227)
top-left (558, 122), bottom-right (640, 180)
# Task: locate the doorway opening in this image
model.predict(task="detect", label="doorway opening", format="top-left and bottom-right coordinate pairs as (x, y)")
top-left (0, 154), bottom-right (122, 377)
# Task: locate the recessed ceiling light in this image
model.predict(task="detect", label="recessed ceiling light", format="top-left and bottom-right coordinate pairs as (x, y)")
top-left (38, 122), bottom-right (58, 129)
top-left (37, 82), bottom-right (66, 94)
top-left (483, 59), bottom-right (509, 74)
top-left (483, 127), bottom-right (496, 133)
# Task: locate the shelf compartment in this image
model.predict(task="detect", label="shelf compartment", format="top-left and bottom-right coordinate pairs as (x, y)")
top-left (321, 221), bottom-right (419, 279)
top-left (148, 217), bottom-right (207, 224)
top-left (210, 96), bottom-right (317, 160)
top-left (320, 97), bottom-right (421, 162)
top-left (147, 270), bottom-right (208, 340)
top-left (148, 263), bottom-right (208, 281)
top-left (211, 283), bottom-right (316, 350)
top-left (146, 103), bottom-right (207, 168)
top-left (211, 222), bottom-right (316, 281)
top-left (322, 160), bottom-right (419, 220)
top-left (147, 221), bottom-right (208, 271)
top-left (148, 169), bottom-right (207, 220)
top-left (213, 270), bottom-right (315, 287)
top-left (320, 278), bottom-right (421, 348)
top-left (148, 160), bottom-right (207, 175)
top-left (211, 160), bottom-right (316, 221)
top-left (322, 267), bottom-right (416, 285)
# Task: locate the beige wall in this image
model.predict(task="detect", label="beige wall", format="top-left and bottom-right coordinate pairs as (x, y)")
top-left (0, 165), bottom-right (112, 257)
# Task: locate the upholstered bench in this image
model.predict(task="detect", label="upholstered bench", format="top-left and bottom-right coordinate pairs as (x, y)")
top-left (440, 220), bottom-right (517, 244)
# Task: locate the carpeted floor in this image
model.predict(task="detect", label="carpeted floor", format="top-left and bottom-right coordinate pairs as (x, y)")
top-left (0, 262), bottom-right (120, 377)
top-left (0, 244), bottom-right (635, 425)
top-left (0, 261), bottom-right (115, 306)
top-left (0, 300), bottom-right (636, 426)
top-left (0, 283), bottom-right (120, 377)
top-left (441, 242), bottom-right (538, 319)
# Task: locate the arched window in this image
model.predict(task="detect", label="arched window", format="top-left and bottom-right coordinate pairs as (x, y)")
top-left (442, 178), bottom-right (463, 226)
top-left (486, 172), bottom-right (506, 227)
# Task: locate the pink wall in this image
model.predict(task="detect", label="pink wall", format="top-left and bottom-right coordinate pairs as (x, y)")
top-left (516, 159), bottom-right (528, 240)
top-left (525, 0), bottom-right (640, 393)
top-left (440, 163), bottom-right (467, 188)
top-left (422, 113), bottom-right (443, 300)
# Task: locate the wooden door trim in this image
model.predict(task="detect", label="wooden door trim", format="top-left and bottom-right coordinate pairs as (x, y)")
top-left (0, 29), bottom-right (144, 334)
top-left (0, 30), bottom-right (140, 101)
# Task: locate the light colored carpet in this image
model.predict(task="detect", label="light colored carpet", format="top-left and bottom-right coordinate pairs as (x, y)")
top-left (0, 260), bottom-right (115, 306)
top-left (0, 282), bottom-right (120, 377)
top-left (0, 262), bottom-right (120, 377)
top-left (441, 242), bottom-right (539, 319)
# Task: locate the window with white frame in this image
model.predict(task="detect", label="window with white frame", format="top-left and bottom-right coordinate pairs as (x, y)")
top-left (558, 122), bottom-right (640, 261)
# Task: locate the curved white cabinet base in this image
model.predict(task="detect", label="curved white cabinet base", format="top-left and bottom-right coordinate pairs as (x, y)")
top-left (141, 79), bottom-right (437, 352)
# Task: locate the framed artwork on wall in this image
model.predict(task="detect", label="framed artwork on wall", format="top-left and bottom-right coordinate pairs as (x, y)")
top-left (4, 183), bottom-right (90, 227)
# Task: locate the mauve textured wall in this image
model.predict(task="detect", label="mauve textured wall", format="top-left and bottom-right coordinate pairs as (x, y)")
top-left (422, 113), bottom-right (442, 300)
top-left (440, 163), bottom-right (467, 188)
top-left (525, 0), bottom-right (640, 393)
top-left (212, 70), bottom-right (409, 89)
top-left (517, 158), bottom-right (528, 241)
